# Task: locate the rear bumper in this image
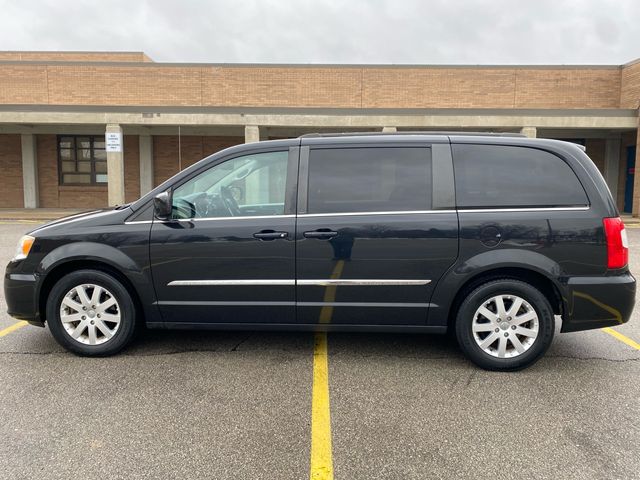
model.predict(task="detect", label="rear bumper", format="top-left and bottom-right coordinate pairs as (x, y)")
top-left (561, 273), bottom-right (636, 332)
top-left (4, 270), bottom-right (41, 324)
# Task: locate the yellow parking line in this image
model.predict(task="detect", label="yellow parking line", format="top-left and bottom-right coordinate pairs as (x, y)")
top-left (602, 327), bottom-right (640, 350)
top-left (310, 332), bottom-right (333, 480)
top-left (0, 221), bottom-right (42, 225)
top-left (0, 321), bottom-right (28, 337)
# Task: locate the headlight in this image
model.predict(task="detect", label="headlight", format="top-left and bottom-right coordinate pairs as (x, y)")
top-left (13, 235), bottom-right (35, 261)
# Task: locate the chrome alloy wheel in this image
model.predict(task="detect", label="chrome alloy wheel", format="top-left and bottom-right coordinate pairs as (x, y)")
top-left (59, 284), bottom-right (121, 345)
top-left (471, 294), bottom-right (539, 358)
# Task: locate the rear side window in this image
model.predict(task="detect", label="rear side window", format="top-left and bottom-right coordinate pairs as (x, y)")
top-left (307, 147), bottom-right (432, 214)
top-left (452, 144), bottom-right (588, 208)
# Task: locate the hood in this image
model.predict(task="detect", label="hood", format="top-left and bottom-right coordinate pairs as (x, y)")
top-left (29, 205), bottom-right (132, 236)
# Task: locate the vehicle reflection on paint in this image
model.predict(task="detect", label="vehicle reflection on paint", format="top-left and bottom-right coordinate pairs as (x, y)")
top-left (572, 290), bottom-right (623, 326)
top-left (318, 260), bottom-right (346, 324)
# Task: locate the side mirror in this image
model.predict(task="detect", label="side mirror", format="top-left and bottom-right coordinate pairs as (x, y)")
top-left (153, 191), bottom-right (172, 220)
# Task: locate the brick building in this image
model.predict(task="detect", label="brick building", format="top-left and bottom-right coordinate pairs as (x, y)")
top-left (1, 51), bottom-right (639, 213)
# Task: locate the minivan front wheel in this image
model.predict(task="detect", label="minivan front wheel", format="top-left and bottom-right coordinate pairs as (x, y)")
top-left (455, 279), bottom-right (555, 371)
top-left (46, 269), bottom-right (137, 356)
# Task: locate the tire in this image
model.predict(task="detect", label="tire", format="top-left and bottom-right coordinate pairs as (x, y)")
top-left (455, 279), bottom-right (555, 371)
top-left (46, 269), bottom-right (137, 356)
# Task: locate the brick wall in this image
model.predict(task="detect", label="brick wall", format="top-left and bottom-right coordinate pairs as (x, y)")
top-left (124, 136), bottom-right (140, 203)
top-left (513, 69), bottom-right (621, 109)
top-left (621, 61), bottom-right (640, 109)
top-left (153, 136), bottom-right (243, 187)
top-left (45, 65), bottom-right (203, 106)
top-left (0, 63), bottom-right (625, 109)
top-left (362, 68), bottom-right (621, 109)
top-left (0, 65), bottom-right (49, 104)
top-left (203, 66), bottom-right (363, 108)
top-left (0, 134), bottom-right (24, 207)
top-left (36, 134), bottom-right (59, 207)
top-left (585, 139), bottom-right (606, 172)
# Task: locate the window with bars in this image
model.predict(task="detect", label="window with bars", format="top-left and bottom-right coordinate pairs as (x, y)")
top-left (58, 136), bottom-right (108, 185)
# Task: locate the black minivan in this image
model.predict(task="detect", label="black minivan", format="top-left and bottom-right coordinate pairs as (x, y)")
top-left (4, 133), bottom-right (635, 370)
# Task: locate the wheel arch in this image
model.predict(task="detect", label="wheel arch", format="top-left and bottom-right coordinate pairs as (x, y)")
top-left (38, 259), bottom-right (146, 325)
top-left (445, 266), bottom-right (564, 331)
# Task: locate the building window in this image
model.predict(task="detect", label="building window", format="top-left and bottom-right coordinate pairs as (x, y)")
top-left (58, 136), bottom-right (107, 185)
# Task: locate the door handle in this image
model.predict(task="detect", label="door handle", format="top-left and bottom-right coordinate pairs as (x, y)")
top-left (303, 229), bottom-right (338, 239)
top-left (253, 230), bottom-right (288, 240)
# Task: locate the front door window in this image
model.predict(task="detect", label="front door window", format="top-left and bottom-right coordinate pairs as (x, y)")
top-left (171, 151), bottom-right (289, 219)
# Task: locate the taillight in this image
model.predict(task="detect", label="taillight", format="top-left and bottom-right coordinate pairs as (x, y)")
top-left (603, 217), bottom-right (628, 269)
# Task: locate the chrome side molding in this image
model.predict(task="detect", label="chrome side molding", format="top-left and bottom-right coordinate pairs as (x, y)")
top-left (457, 206), bottom-right (590, 213)
top-left (168, 279), bottom-right (431, 287)
top-left (168, 279), bottom-right (295, 286)
top-left (297, 279), bottom-right (431, 286)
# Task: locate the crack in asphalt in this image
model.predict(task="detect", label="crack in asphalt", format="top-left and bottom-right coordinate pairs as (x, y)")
top-left (230, 333), bottom-right (253, 351)
top-left (545, 354), bottom-right (640, 363)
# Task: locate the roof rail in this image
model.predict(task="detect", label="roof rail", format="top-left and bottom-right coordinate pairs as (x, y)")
top-left (298, 131), bottom-right (527, 138)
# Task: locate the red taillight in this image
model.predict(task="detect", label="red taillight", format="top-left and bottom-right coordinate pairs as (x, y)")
top-left (603, 217), bottom-right (629, 269)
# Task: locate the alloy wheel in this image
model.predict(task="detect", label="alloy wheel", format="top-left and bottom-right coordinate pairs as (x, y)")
top-left (59, 284), bottom-right (121, 345)
top-left (471, 294), bottom-right (539, 358)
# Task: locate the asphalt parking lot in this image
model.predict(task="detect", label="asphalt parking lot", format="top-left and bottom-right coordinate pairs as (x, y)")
top-left (1, 221), bottom-right (639, 480)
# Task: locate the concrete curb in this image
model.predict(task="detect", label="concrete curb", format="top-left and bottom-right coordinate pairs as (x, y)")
top-left (0, 209), bottom-right (82, 222)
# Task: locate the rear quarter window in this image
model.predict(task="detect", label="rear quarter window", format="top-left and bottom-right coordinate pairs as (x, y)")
top-left (452, 144), bottom-right (588, 208)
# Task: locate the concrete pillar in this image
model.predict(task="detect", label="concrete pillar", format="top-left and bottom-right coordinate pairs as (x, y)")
top-left (245, 125), bottom-right (260, 143)
top-left (106, 124), bottom-right (125, 206)
top-left (139, 134), bottom-right (154, 195)
top-left (20, 133), bottom-right (38, 208)
top-left (632, 128), bottom-right (640, 217)
top-left (604, 136), bottom-right (621, 203)
top-left (520, 127), bottom-right (537, 138)
top-left (382, 126), bottom-right (397, 133)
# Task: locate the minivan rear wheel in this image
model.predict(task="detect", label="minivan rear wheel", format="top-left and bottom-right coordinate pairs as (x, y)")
top-left (455, 279), bottom-right (555, 371)
top-left (46, 269), bottom-right (137, 356)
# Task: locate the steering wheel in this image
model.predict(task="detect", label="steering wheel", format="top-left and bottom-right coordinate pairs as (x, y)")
top-left (172, 199), bottom-right (196, 219)
top-left (220, 186), bottom-right (242, 216)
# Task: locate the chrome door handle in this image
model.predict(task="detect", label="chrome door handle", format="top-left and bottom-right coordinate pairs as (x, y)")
top-left (253, 230), bottom-right (288, 240)
top-left (303, 230), bottom-right (338, 239)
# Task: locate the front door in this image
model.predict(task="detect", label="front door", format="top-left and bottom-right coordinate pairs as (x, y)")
top-left (149, 147), bottom-right (298, 325)
top-left (295, 141), bottom-right (459, 326)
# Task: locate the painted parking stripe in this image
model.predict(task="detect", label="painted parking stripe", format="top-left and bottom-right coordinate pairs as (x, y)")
top-left (310, 260), bottom-right (345, 477)
top-left (602, 327), bottom-right (640, 350)
top-left (310, 332), bottom-right (334, 480)
top-left (0, 220), bottom-right (43, 224)
top-left (0, 321), bottom-right (28, 337)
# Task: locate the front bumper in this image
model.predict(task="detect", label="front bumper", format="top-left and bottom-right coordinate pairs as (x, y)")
top-left (4, 268), bottom-right (41, 324)
top-left (561, 273), bottom-right (636, 332)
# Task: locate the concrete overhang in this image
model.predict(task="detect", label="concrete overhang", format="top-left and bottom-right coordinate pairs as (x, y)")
top-left (0, 105), bottom-right (637, 130)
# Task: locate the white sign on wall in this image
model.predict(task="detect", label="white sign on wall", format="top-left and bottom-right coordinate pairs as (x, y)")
top-left (105, 132), bottom-right (122, 152)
